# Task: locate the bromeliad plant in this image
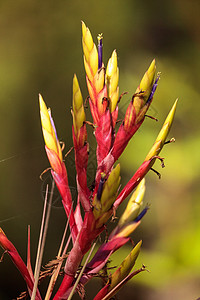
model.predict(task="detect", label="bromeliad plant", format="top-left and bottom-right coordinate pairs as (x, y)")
top-left (0, 22), bottom-right (177, 300)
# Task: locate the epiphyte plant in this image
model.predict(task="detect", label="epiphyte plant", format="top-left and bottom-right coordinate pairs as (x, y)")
top-left (0, 21), bottom-right (177, 300)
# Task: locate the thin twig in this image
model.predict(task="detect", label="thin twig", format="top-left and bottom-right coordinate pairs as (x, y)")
top-left (44, 234), bottom-right (72, 300)
top-left (31, 180), bottom-right (55, 300)
top-left (27, 225), bottom-right (34, 280)
top-left (67, 239), bottom-right (97, 300)
top-left (34, 185), bottom-right (49, 279)
top-left (45, 208), bottom-right (73, 300)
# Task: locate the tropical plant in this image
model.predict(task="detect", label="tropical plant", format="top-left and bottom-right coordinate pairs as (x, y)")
top-left (0, 22), bottom-right (177, 300)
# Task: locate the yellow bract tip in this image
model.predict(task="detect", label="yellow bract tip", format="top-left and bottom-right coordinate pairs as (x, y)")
top-left (39, 94), bottom-right (62, 163)
top-left (106, 50), bottom-right (117, 77)
top-left (110, 240), bottom-right (142, 290)
top-left (106, 50), bottom-right (119, 112)
top-left (82, 22), bottom-right (98, 81)
top-left (81, 21), bottom-right (87, 41)
top-left (139, 59), bottom-right (156, 95)
top-left (72, 74), bottom-right (86, 136)
top-left (145, 99), bottom-right (178, 161)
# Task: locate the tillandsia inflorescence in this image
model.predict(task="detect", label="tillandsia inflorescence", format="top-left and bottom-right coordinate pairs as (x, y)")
top-left (0, 22), bottom-right (178, 300)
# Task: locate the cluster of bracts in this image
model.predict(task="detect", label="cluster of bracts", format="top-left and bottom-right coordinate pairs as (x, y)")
top-left (0, 22), bottom-right (177, 300)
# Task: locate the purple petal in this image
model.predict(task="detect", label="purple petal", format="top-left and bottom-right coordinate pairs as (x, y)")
top-left (147, 74), bottom-right (160, 103)
top-left (97, 33), bottom-right (103, 69)
top-left (97, 173), bottom-right (106, 200)
top-left (134, 206), bottom-right (149, 222)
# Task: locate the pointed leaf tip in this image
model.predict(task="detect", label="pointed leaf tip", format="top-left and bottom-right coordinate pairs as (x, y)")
top-left (109, 240), bottom-right (142, 291)
top-left (145, 99), bottom-right (178, 161)
top-left (81, 21), bottom-right (87, 38)
top-left (39, 94), bottom-right (63, 168)
top-left (140, 59), bottom-right (156, 94)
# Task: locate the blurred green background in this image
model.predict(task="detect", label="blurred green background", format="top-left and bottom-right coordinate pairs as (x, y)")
top-left (0, 0), bottom-right (200, 299)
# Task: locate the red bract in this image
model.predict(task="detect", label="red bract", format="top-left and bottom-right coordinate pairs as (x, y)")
top-left (0, 228), bottom-right (42, 300)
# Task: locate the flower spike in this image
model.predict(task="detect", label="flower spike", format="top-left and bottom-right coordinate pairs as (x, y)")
top-left (40, 94), bottom-right (79, 244)
top-left (82, 21), bottom-right (98, 82)
top-left (41, 24), bottom-right (178, 300)
top-left (1, 22), bottom-right (178, 300)
top-left (1, 21), bottom-right (179, 300)
top-left (82, 21), bottom-right (107, 122)
top-left (115, 99), bottom-right (178, 209)
top-left (93, 241), bottom-right (142, 300)
top-left (145, 99), bottom-right (178, 163)
top-left (39, 94), bottom-right (63, 174)
top-left (109, 240), bottom-right (142, 290)
top-left (111, 59), bottom-right (157, 162)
